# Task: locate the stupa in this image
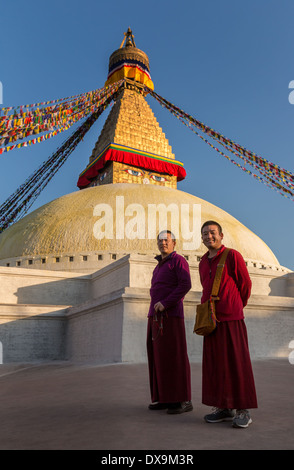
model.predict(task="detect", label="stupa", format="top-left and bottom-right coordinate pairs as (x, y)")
top-left (0, 28), bottom-right (284, 272)
top-left (0, 29), bottom-right (293, 364)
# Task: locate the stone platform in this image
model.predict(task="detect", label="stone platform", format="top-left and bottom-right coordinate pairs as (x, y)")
top-left (0, 254), bottom-right (293, 364)
top-left (0, 359), bottom-right (293, 451)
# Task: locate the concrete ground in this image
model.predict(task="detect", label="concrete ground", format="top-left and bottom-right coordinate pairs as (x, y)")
top-left (0, 359), bottom-right (293, 451)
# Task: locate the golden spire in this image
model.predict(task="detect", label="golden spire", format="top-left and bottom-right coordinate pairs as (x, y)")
top-left (105, 28), bottom-right (154, 91)
top-left (77, 30), bottom-right (185, 190)
top-left (119, 27), bottom-right (136, 48)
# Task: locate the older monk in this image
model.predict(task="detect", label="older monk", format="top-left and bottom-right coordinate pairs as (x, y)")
top-left (146, 230), bottom-right (193, 414)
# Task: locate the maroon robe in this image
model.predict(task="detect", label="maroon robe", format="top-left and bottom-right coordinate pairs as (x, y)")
top-left (147, 316), bottom-right (191, 403)
top-left (202, 320), bottom-right (258, 409)
top-left (147, 251), bottom-right (192, 403)
top-left (199, 246), bottom-right (258, 409)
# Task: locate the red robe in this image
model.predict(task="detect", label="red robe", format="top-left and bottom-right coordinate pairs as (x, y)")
top-left (199, 245), bottom-right (251, 321)
top-left (147, 251), bottom-right (192, 403)
top-left (199, 245), bottom-right (258, 409)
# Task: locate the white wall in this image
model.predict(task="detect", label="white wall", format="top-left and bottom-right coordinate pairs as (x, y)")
top-left (0, 255), bottom-right (293, 363)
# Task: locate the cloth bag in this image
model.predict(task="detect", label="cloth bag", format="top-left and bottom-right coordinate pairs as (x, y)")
top-left (193, 248), bottom-right (230, 336)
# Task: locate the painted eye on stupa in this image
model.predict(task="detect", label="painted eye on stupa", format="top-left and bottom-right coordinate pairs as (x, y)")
top-left (125, 169), bottom-right (143, 177)
top-left (151, 175), bottom-right (166, 182)
top-left (99, 172), bottom-right (108, 181)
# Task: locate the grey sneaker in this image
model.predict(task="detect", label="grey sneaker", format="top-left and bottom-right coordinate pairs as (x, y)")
top-left (167, 401), bottom-right (193, 414)
top-left (204, 407), bottom-right (235, 423)
top-left (232, 409), bottom-right (252, 428)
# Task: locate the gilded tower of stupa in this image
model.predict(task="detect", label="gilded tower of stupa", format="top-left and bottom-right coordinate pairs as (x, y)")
top-left (77, 28), bottom-right (185, 191)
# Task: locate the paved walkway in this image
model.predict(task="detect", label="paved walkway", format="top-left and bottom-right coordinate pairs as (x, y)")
top-left (0, 359), bottom-right (293, 451)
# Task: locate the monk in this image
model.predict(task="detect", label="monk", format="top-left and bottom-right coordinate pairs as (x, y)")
top-left (146, 230), bottom-right (193, 414)
top-left (199, 220), bottom-right (258, 428)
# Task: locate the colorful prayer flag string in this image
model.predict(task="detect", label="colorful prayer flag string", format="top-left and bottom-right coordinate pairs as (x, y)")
top-left (1, 76), bottom-right (293, 234)
top-left (0, 82), bottom-right (123, 231)
top-left (0, 81), bottom-right (123, 155)
top-left (147, 86), bottom-right (294, 201)
top-left (0, 88), bottom-right (98, 115)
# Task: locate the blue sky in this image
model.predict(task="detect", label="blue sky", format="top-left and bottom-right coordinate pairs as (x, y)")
top-left (1, 0), bottom-right (294, 269)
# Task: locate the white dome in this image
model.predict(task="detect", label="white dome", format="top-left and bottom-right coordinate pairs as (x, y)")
top-left (0, 184), bottom-right (279, 269)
